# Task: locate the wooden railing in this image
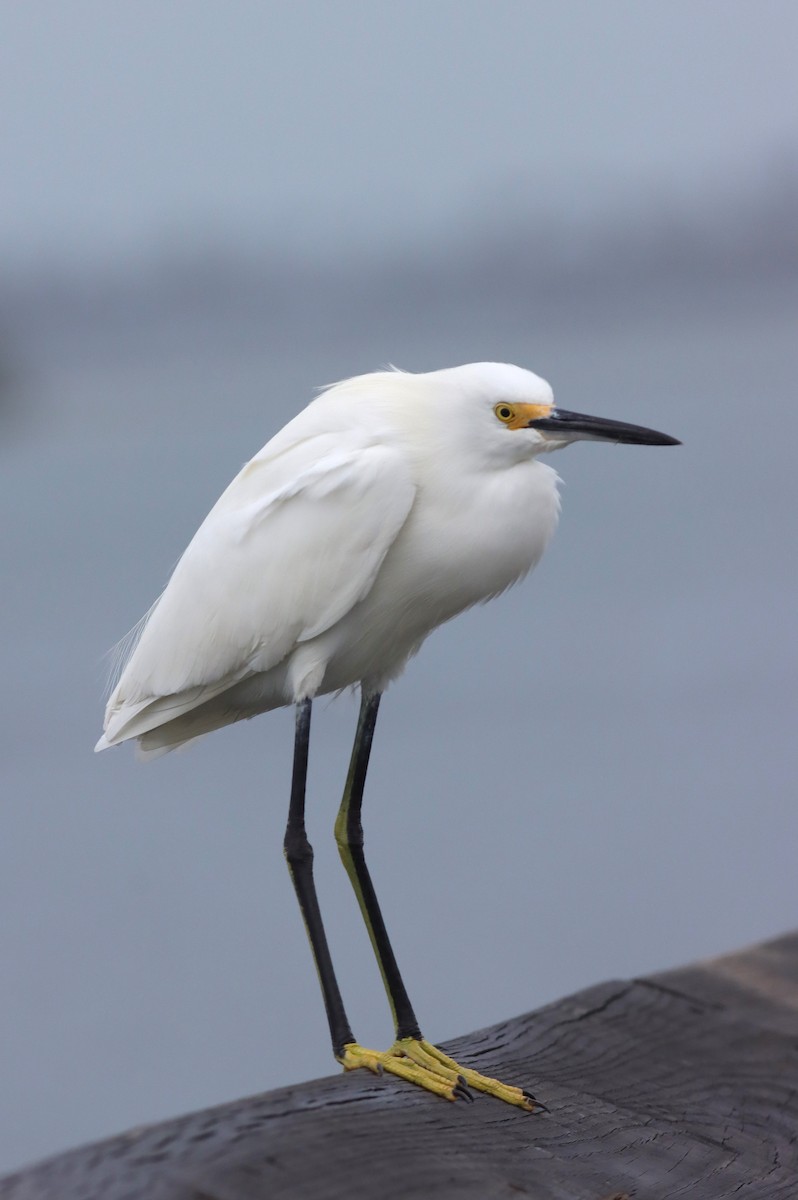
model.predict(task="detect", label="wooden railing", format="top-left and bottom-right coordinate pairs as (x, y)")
top-left (3, 931), bottom-right (798, 1198)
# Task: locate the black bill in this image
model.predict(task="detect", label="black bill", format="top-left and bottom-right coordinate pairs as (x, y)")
top-left (529, 408), bottom-right (680, 446)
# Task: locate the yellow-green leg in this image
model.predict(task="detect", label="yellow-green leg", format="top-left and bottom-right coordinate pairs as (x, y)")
top-left (333, 691), bottom-right (543, 1113)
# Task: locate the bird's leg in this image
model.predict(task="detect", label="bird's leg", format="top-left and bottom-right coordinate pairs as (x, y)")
top-left (333, 691), bottom-right (541, 1111)
top-left (283, 698), bottom-right (355, 1057)
top-left (334, 691), bottom-right (422, 1041)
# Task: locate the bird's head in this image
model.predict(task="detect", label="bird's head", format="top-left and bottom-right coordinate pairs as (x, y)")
top-left (431, 362), bottom-right (680, 465)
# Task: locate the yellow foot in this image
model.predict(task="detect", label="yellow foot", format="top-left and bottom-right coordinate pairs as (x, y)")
top-left (338, 1037), bottom-right (543, 1111)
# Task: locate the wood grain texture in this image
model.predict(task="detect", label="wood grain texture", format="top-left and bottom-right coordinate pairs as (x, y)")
top-left (4, 931), bottom-right (798, 1199)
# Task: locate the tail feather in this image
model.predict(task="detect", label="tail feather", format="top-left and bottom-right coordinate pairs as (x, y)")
top-left (97, 672), bottom-right (250, 752)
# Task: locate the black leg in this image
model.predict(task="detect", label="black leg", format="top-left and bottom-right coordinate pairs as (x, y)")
top-left (283, 698), bottom-right (355, 1057)
top-left (334, 691), bottom-right (423, 1041)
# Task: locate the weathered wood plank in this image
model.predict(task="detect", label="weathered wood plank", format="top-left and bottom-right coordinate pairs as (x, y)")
top-left (4, 931), bottom-right (798, 1199)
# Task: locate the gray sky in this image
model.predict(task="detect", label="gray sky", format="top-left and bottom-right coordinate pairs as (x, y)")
top-left (2, 0), bottom-right (797, 267)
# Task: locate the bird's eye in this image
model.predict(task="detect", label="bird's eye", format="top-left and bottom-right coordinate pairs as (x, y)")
top-left (495, 404), bottom-right (515, 423)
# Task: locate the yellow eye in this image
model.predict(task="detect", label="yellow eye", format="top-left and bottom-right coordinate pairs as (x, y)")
top-left (494, 404), bottom-right (515, 423)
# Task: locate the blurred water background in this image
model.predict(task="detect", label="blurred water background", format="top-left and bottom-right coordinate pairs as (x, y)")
top-left (1, 0), bottom-right (797, 1175)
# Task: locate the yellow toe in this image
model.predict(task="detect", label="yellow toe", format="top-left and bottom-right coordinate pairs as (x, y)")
top-left (338, 1041), bottom-right (463, 1101)
top-left (415, 1039), bottom-right (540, 1111)
top-left (338, 1038), bottom-right (541, 1111)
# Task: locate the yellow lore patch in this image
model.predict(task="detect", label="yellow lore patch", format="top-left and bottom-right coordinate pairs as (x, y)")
top-left (494, 401), bottom-right (553, 429)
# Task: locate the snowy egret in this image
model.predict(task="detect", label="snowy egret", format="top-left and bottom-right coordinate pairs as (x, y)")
top-left (97, 362), bottom-right (678, 1110)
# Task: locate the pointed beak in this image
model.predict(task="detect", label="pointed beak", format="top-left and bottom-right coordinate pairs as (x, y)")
top-left (529, 408), bottom-right (680, 446)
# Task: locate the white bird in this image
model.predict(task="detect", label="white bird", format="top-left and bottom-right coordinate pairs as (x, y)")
top-left (97, 362), bottom-right (678, 1110)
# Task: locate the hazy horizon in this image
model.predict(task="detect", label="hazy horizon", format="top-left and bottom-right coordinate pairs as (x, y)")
top-left (2, 1), bottom-right (797, 270)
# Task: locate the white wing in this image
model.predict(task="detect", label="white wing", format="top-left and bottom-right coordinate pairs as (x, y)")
top-left (99, 428), bottom-right (416, 747)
